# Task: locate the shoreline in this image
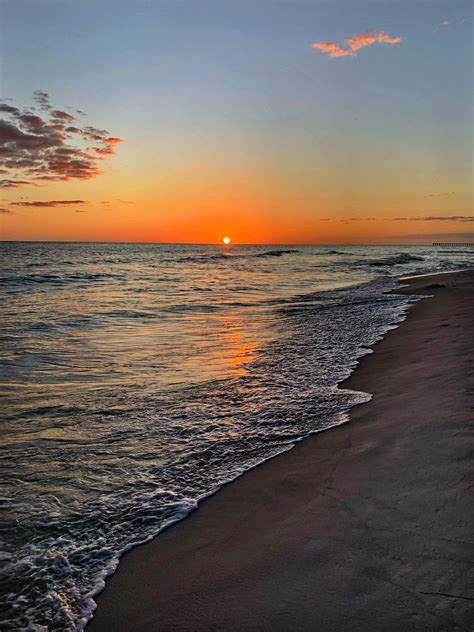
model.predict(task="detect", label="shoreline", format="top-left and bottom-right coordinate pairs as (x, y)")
top-left (88, 269), bottom-right (473, 631)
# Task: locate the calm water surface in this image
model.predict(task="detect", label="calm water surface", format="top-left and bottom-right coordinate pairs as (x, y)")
top-left (0, 243), bottom-right (472, 630)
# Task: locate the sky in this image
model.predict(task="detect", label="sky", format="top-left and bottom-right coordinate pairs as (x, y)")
top-left (0, 0), bottom-right (472, 244)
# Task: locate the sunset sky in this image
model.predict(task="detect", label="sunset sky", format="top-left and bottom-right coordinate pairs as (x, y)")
top-left (0, 0), bottom-right (472, 243)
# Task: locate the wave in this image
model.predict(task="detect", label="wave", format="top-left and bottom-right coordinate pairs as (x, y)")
top-left (437, 249), bottom-right (474, 256)
top-left (176, 249), bottom-right (301, 263)
top-left (0, 272), bottom-right (125, 288)
top-left (311, 249), bottom-right (345, 256)
top-left (255, 249), bottom-right (300, 258)
top-left (367, 253), bottom-right (425, 267)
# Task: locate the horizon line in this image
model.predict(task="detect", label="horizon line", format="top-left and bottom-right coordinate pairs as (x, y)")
top-left (1, 240), bottom-right (472, 246)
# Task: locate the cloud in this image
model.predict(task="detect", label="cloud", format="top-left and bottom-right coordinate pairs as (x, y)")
top-left (0, 207), bottom-right (14, 213)
top-left (311, 42), bottom-right (354, 58)
top-left (434, 18), bottom-right (468, 33)
top-left (33, 90), bottom-right (51, 110)
top-left (99, 198), bottom-right (136, 207)
top-left (0, 104), bottom-right (21, 116)
top-left (0, 179), bottom-right (38, 188)
top-left (347, 31), bottom-right (402, 50)
top-left (312, 30), bottom-right (402, 59)
top-left (50, 109), bottom-right (76, 122)
top-left (0, 92), bottom-right (123, 188)
top-left (347, 216), bottom-right (378, 221)
top-left (423, 192), bottom-right (455, 198)
top-left (392, 215), bottom-right (474, 222)
top-left (11, 199), bottom-right (85, 208)
top-left (317, 215), bottom-right (473, 223)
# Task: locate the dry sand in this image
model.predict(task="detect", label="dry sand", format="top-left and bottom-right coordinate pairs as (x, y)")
top-left (88, 270), bottom-right (473, 632)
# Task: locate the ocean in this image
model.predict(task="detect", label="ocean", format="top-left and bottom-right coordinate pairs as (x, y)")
top-left (0, 242), bottom-right (472, 631)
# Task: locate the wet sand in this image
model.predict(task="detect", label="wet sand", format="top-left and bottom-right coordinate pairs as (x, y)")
top-left (88, 269), bottom-right (473, 631)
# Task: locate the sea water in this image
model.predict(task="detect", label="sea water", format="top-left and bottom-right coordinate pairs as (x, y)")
top-left (0, 242), bottom-right (472, 630)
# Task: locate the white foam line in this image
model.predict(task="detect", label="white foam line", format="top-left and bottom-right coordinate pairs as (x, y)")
top-left (400, 265), bottom-right (473, 281)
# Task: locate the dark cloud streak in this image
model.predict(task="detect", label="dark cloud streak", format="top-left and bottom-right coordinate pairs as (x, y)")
top-left (392, 215), bottom-right (474, 222)
top-left (12, 199), bottom-right (86, 208)
top-left (0, 179), bottom-right (38, 188)
top-left (33, 90), bottom-right (51, 110)
top-left (423, 192), bottom-right (455, 198)
top-left (316, 215), bottom-right (474, 223)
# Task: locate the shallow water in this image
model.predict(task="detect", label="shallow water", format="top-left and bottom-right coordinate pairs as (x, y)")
top-left (0, 242), bottom-right (472, 630)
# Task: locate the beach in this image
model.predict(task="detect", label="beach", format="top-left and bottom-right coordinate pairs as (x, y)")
top-left (88, 269), bottom-right (473, 631)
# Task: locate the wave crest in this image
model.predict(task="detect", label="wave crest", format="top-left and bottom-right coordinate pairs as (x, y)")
top-left (368, 253), bottom-right (424, 267)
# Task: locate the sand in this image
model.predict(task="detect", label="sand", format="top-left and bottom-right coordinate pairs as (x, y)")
top-left (88, 269), bottom-right (473, 631)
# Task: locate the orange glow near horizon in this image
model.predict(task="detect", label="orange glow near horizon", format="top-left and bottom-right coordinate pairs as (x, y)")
top-left (0, 159), bottom-right (471, 244)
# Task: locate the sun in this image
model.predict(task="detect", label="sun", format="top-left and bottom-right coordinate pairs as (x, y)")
top-left (223, 236), bottom-right (231, 245)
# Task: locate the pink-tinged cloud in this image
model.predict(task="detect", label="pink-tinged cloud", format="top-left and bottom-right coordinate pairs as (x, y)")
top-left (0, 92), bottom-right (124, 188)
top-left (311, 42), bottom-right (354, 58)
top-left (312, 30), bottom-right (402, 59)
top-left (346, 31), bottom-right (401, 51)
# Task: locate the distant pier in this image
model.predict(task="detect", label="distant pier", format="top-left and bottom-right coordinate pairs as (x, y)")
top-left (432, 242), bottom-right (473, 246)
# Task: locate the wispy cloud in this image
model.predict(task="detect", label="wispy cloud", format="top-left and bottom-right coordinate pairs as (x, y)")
top-left (433, 20), bottom-right (450, 33)
top-left (312, 30), bottom-right (402, 59)
top-left (0, 207), bottom-right (14, 213)
top-left (434, 18), bottom-right (469, 33)
top-left (11, 199), bottom-right (85, 208)
top-left (0, 92), bottom-right (123, 189)
top-left (0, 179), bottom-right (38, 189)
top-left (311, 42), bottom-right (354, 59)
top-left (423, 192), bottom-right (455, 198)
top-left (33, 90), bottom-right (50, 110)
top-left (50, 109), bottom-right (76, 122)
top-left (392, 215), bottom-right (474, 222)
top-left (316, 215), bottom-right (473, 223)
top-left (347, 32), bottom-right (402, 51)
top-left (100, 198), bottom-right (136, 206)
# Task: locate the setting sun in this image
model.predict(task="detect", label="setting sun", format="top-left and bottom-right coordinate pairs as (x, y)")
top-left (223, 236), bottom-right (231, 245)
